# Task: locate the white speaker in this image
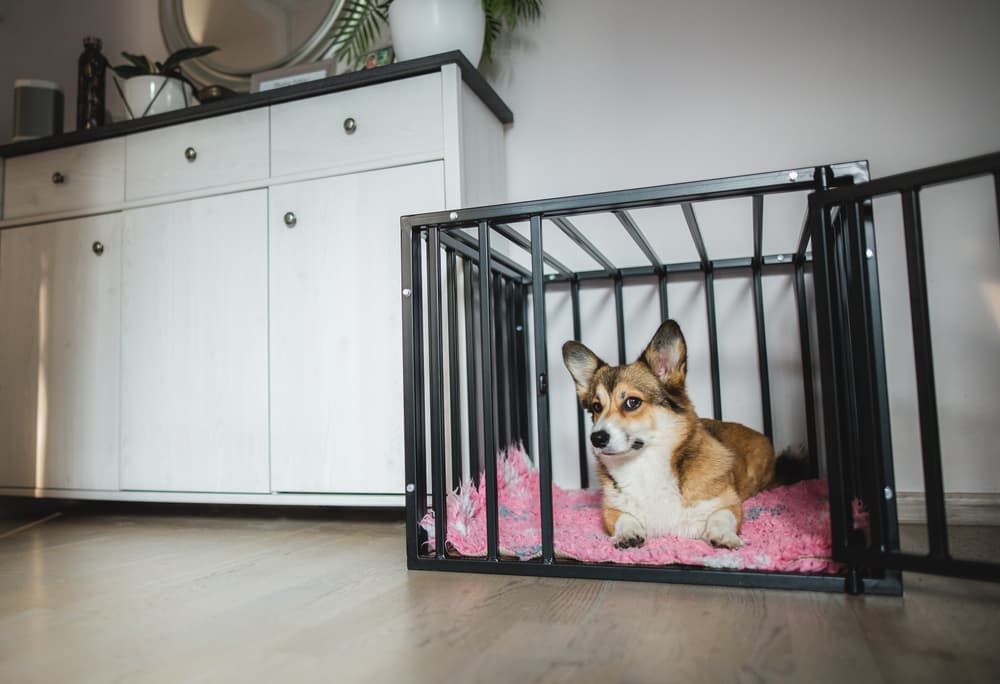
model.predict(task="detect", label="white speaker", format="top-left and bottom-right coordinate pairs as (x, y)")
top-left (12, 79), bottom-right (64, 141)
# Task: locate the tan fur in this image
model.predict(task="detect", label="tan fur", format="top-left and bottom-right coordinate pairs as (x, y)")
top-left (562, 320), bottom-right (778, 548)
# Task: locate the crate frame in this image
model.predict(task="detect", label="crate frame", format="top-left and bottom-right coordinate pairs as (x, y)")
top-left (401, 153), bottom-right (1000, 594)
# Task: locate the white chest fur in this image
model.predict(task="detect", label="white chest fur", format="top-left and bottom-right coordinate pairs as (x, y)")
top-left (600, 448), bottom-right (723, 539)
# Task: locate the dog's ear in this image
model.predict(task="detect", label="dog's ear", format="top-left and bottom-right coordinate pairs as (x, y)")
top-left (562, 341), bottom-right (605, 399)
top-left (642, 320), bottom-right (687, 386)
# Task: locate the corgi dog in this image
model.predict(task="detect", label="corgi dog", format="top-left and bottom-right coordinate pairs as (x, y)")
top-left (562, 319), bottom-right (785, 550)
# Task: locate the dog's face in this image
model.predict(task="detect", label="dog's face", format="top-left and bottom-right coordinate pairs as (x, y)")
top-left (562, 320), bottom-right (692, 460)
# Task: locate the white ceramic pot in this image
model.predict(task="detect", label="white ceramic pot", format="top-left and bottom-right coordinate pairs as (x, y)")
top-left (121, 75), bottom-right (194, 118)
top-left (389, 0), bottom-right (486, 67)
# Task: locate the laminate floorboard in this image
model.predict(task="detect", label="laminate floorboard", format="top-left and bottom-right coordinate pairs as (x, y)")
top-left (0, 506), bottom-right (997, 683)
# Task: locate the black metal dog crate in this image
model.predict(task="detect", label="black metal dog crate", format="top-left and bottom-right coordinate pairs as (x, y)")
top-left (400, 152), bottom-right (1000, 594)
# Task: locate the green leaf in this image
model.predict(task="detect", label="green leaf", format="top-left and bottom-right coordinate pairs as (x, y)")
top-left (110, 64), bottom-right (146, 79)
top-left (331, 0), bottom-right (391, 66)
top-left (162, 45), bottom-right (219, 72)
top-left (121, 51), bottom-right (154, 74)
top-left (481, 0), bottom-right (543, 63)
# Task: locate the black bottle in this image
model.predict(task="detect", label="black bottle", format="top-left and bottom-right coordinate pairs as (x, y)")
top-left (76, 36), bottom-right (106, 130)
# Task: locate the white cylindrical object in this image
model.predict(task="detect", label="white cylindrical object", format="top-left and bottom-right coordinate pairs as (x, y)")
top-left (389, 0), bottom-right (486, 67)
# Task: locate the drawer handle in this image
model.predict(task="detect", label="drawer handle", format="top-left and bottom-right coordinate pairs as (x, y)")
top-left (52, 171), bottom-right (66, 184)
top-left (92, 241), bottom-right (104, 256)
top-left (283, 211), bottom-right (297, 228)
top-left (184, 146), bottom-right (197, 162)
top-left (343, 117), bottom-right (357, 135)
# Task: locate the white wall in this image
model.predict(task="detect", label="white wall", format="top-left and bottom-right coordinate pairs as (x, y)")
top-left (0, 0), bottom-right (165, 137)
top-left (1, 0), bottom-right (998, 494)
top-left (485, 0), bottom-right (1000, 496)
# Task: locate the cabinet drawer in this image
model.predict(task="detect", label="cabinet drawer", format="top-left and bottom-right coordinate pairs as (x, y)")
top-left (270, 73), bottom-right (443, 178)
top-left (125, 108), bottom-right (269, 200)
top-left (3, 139), bottom-right (124, 219)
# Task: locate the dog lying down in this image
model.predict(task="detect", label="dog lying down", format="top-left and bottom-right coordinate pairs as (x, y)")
top-left (562, 319), bottom-right (805, 550)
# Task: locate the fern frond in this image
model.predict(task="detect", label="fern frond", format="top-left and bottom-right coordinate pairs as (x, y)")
top-left (481, 0), bottom-right (543, 62)
top-left (332, 0), bottom-right (391, 66)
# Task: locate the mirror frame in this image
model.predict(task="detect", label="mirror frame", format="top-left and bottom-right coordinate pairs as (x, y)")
top-left (159, 0), bottom-right (348, 92)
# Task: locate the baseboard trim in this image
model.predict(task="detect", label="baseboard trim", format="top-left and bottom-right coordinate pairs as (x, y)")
top-left (896, 492), bottom-right (1000, 526)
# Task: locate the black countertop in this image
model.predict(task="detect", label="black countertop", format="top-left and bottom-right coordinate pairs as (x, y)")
top-left (0, 51), bottom-right (513, 159)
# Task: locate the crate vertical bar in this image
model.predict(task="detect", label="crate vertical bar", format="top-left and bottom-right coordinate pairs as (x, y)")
top-left (683, 202), bottom-right (722, 419)
top-left (426, 227), bottom-right (448, 559)
top-left (478, 221), bottom-right (500, 561)
top-left (900, 190), bottom-right (949, 559)
top-left (794, 262), bottom-right (819, 477)
top-left (659, 275), bottom-right (669, 322)
top-left (751, 194), bottom-right (773, 440)
top-left (843, 201), bottom-right (886, 555)
top-left (446, 249), bottom-right (463, 488)
top-left (493, 272), bottom-right (510, 450)
top-left (463, 259), bottom-right (480, 477)
top-left (831, 206), bottom-right (864, 507)
top-left (530, 214), bottom-right (556, 564)
top-left (512, 282), bottom-right (531, 449)
top-left (857, 195), bottom-right (901, 558)
top-left (614, 276), bottom-right (626, 364)
top-left (401, 219), bottom-right (426, 564)
top-left (808, 194), bottom-right (858, 592)
top-left (571, 278), bottom-right (589, 489)
top-left (705, 269), bottom-right (722, 420)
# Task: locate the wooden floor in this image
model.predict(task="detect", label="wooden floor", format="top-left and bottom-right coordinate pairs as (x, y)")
top-left (0, 502), bottom-right (998, 683)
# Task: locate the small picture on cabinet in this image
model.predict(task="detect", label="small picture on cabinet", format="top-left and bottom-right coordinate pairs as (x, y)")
top-left (354, 46), bottom-right (395, 72)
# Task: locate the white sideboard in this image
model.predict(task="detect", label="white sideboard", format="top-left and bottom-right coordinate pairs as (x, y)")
top-left (0, 56), bottom-right (509, 506)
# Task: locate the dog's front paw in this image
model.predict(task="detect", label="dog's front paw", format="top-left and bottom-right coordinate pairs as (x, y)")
top-left (707, 531), bottom-right (743, 549)
top-left (612, 514), bottom-right (646, 549)
top-left (705, 509), bottom-right (743, 549)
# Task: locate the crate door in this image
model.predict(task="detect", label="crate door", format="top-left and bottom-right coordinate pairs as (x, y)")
top-left (811, 153), bottom-right (1000, 586)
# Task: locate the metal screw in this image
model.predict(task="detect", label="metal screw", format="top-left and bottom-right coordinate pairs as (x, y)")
top-left (51, 171), bottom-right (65, 184)
top-left (402, 288), bottom-right (412, 297)
top-left (515, 325), bottom-right (523, 332)
top-left (884, 486), bottom-right (894, 501)
top-left (788, 171), bottom-right (799, 181)
top-left (777, 254), bottom-right (785, 262)
top-left (449, 211), bottom-right (459, 220)
top-left (405, 483), bottom-right (415, 493)
top-left (865, 248), bottom-right (874, 259)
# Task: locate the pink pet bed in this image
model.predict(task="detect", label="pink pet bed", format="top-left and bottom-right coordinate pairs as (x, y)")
top-left (420, 447), bottom-right (845, 574)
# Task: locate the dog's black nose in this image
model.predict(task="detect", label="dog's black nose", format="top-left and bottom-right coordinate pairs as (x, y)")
top-left (591, 430), bottom-right (610, 449)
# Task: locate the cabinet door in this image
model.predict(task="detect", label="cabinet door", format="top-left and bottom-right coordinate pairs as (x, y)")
top-left (269, 162), bottom-right (445, 493)
top-left (0, 214), bottom-right (121, 490)
top-left (121, 190), bottom-right (269, 492)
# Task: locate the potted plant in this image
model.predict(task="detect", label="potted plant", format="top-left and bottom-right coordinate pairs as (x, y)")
top-left (108, 46), bottom-right (218, 118)
top-left (332, 0), bottom-right (542, 68)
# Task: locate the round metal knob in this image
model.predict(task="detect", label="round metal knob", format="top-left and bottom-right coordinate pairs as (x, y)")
top-left (343, 117), bottom-right (357, 134)
top-left (52, 171), bottom-right (65, 184)
top-left (283, 211), bottom-right (297, 228)
top-left (92, 241), bottom-right (104, 256)
top-left (184, 147), bottom-right (197, 162)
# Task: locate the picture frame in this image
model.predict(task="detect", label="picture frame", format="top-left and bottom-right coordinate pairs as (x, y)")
top-left (250, 58), bottom-right (338, 93)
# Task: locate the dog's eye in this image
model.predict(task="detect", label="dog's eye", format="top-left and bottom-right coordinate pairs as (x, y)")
top-left (623, 397), bottom-right (642, 411)
top-left (591, 401), bottom-right (603, 414)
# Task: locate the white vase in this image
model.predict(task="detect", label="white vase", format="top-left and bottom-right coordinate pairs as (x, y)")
top-left (121, 75), bottom-right (194, 118)
top-left (389, 0), bottom-right (486, 67)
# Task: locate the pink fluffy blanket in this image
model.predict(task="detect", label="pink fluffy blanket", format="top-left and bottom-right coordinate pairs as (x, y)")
top-left (420, 447), bottom-right (843, 574)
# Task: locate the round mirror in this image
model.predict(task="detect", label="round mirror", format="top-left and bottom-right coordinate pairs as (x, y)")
top-left (160, 0), bottom-right (347, 92)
